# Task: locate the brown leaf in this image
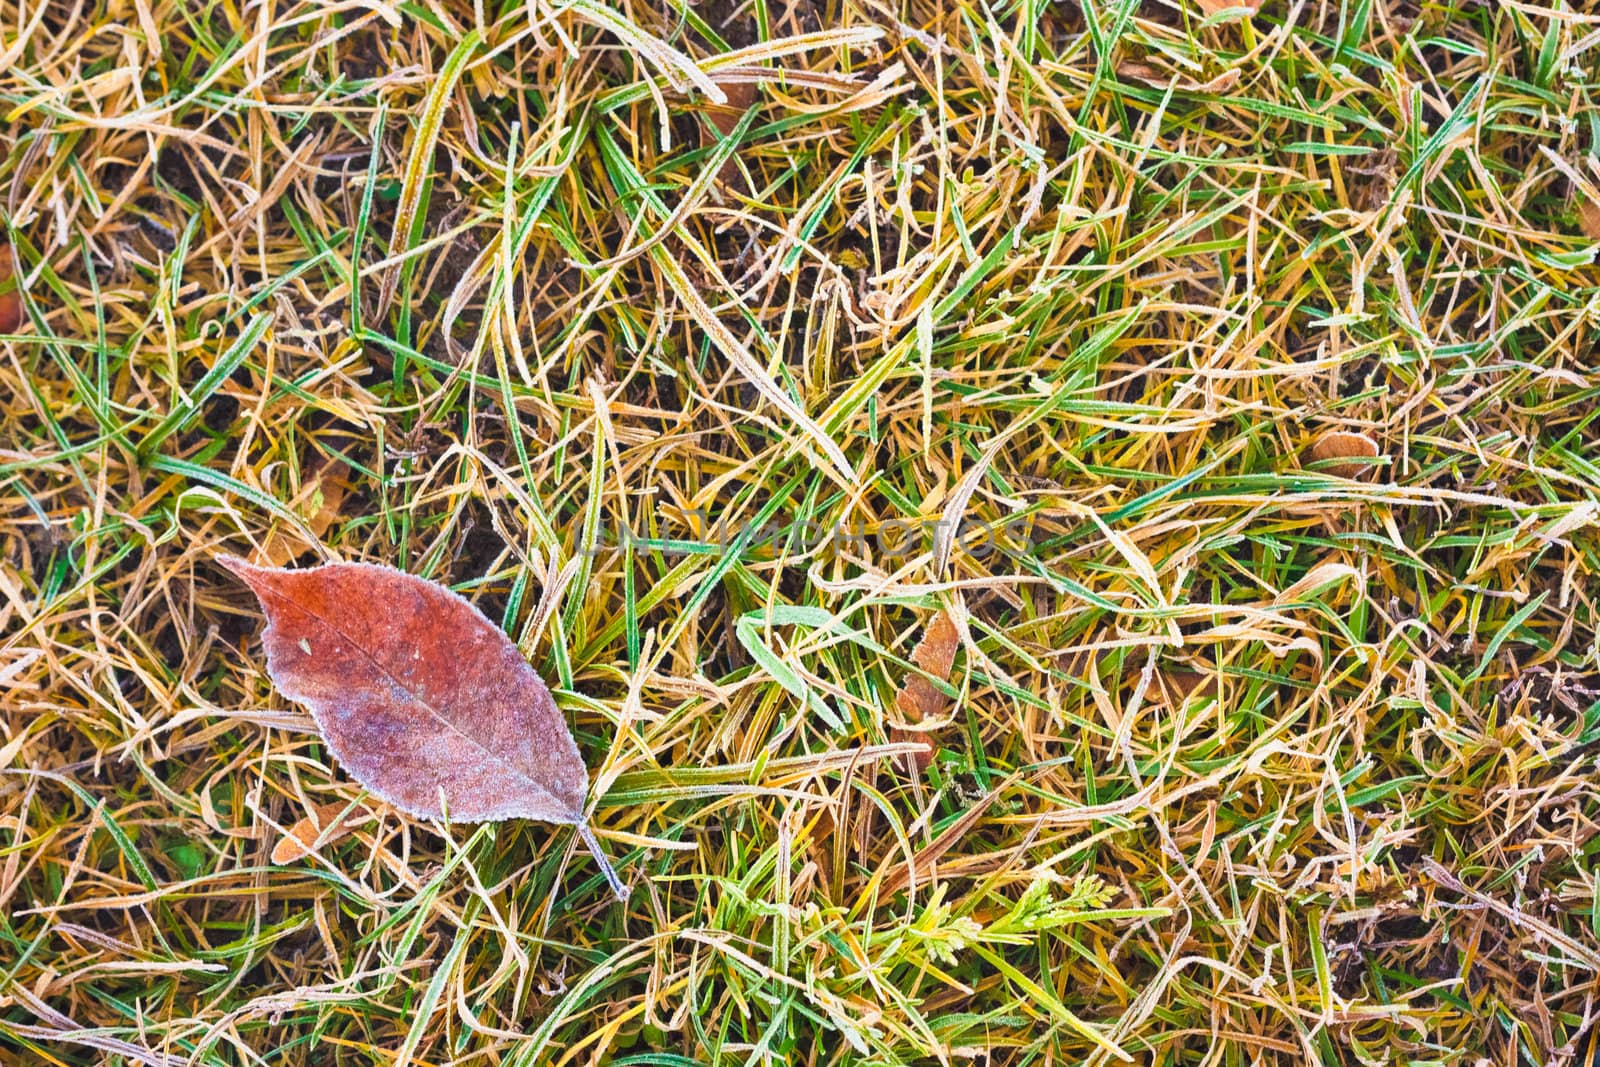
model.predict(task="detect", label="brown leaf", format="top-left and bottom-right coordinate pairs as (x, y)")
top-left (1345, 147), bottom-right (1398, 213)
top-left (271, 799), bottom-right (371, 864)
top-left (0, 245), bottom-right (22, 335)
top-left (889, 611), bottom-right (958, 771)
top-left (1306, 431), bottom-right (1381, 479)
top-left (1143, 668), bottom-right (1219, 706)
top-left (705, 78), bottom-right (757, 138)
top-left (879, 773), bottom-right (1015, 897)
top-left (1579, 197), bottom-right (1600, 241)
top-left (261, 458), bottom-right (351, 567)
top-left (222, 556), bottom-right (628, 898)
top-left (700, 77), bottom-right (758, 190)
top-left (896, 611), bottom-right (959, 718)
top-left (1117, 59), bottom-right (1164, 85)
top-left (1193, 0), bottom-right (1262, 15)
top-left (1117, 60), bottom-right (1241, 94)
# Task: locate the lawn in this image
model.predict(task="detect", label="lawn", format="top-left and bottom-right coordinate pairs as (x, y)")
top-left (4, 0), bottom-right (1600, 1063)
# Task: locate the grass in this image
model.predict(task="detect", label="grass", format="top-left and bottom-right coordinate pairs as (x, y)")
top-left (4, 0), bottom-right (1600, 1062)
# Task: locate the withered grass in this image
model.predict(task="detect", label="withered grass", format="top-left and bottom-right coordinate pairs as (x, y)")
top-left (5, 0), bottom-right (1600, 1063)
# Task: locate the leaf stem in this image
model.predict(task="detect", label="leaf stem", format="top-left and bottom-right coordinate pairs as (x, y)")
top-left (578, 821), bottom-right (629, 901)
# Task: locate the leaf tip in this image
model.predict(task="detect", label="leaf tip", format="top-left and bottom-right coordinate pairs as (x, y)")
top-left (218, 555), bottom-right (278, 594)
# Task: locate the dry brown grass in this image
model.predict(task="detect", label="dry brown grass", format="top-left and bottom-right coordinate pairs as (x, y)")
top-left (6, 0), bottom-right (1600, 1063)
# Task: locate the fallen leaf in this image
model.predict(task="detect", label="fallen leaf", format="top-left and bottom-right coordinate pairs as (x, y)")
top-left (701, 77), bottom-right (758, 190)
top-left (879, 773), bottom-right (1015, 897)
top-left (1155, 669), bottom-right (1219, 705)
top-left (1579, 197), bottom-right (1600, 241)
top-left (1122, 664), bottom-right (1221, 713)
top-left (222, 555), bottom-right (628, 899)
top-left (261, 457), bottom-right (351, 567)
top-left (1117, 59), bottom-right (1163, 84)
top-left (1193, 0), bottom-right (1262, 16)
top-left (1306, 431), bottom-right (1381, 479)
top-left (271, 799), bottom-right (372, 864)
top-left (896, 612), bottom-right (959, 718)
top-left (1189, 68), bottom-right (1242, 94)
top-left (1117, 60), bottom-right (1241, 94)
top-left (889, 610), bottom-right (958, 771)
top-left (705, 78), bottom-right (757, 138)
top-left (0, 245), bottom-right (22, 334)
top-left (1345, 147), bottom-right (1398, 213)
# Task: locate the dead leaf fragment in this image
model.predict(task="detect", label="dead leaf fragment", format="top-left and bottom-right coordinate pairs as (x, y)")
top-left (705, 77), bottom-right (757, 138)
top-left (1118, 60), bottom-right (1163, 85)
top-left (1156, 669), bottom-right (1219, 705)
top-left (1579, 197), bottom-right (1600, 241)
top-left (1193, 0), bottom-right (1261, 15)
top-left (1345, 147), bottom-right (1398, 213)
top-left (1306, 431), bottom-right (1381, 479)
top-left (272, 799), bottom-right (371, 864)
top-left (0, 245), bottom-right (22, 335)
top-left (1117, 60), bottom-right (1241, 94)
top-left (896, 611), bottom-right (959, 718)
top-left (889, 611), bottom-right (959, 771)
top-left (261, 457), bottom-right (351, 567)
top-left (701, 77), bottom-right (758, 190)
top-left (222, 555), bottom-right (628, 898)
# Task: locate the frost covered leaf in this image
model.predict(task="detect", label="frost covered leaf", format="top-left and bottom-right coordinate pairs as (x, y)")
top-left (1345, 147), bottom-right (1398, 213)
top-left (0, 245), bottom-right (22, 334)
top-left (271, 799), bottom-right (371, 865)
top-left (222, 555), bottom-right (627, 898)
top-left (896, 610), bottom-right (959, 719)
top-left (261, 458), bottom-right (350, 567)
top-left (1116, 60), bottom-right (1240, 94)
top-left (1128, 666), bottom-right (1219, 708)
top-left (705, 76), bottom-right (757, 138)
top-left (1306, 431), bottom-right (1381, 479)
top-left (702, 77), bottom-right (758, 190)
top-left (1579, 197), bottom-right (1600, 241)
top-left (889, 610), bottom-right (959, 771)
top-left (1193, 0), bottom-right (1262, 16)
